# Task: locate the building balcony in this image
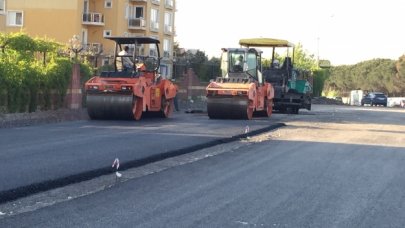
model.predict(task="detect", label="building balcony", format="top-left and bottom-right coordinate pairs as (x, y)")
top-left (151, 0), bottom-right (160, 5)
top-left (128, 18), bottom-right (146, 30)
top-left (82, 12), bottom-right (104, 26)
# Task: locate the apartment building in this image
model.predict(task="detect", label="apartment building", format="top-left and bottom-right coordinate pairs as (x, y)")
top-left (0, 0), bottom-right (176, 78)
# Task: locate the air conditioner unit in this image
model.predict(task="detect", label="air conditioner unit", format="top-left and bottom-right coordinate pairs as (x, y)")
top-left (129, 18), bottom-right (146, 28)
top-left (90, 43), bottom-right (103, 54)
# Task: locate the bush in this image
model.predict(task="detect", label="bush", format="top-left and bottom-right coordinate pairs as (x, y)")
top-left (0, 32), bottom-right (93, 113)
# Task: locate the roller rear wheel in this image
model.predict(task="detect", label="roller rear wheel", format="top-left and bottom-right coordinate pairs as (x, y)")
top-left (246, 106), bottom-right (254, 120)
top-left (266, 99), bottom-right (273, 117)
top-left (161, 97), bottom-right (174, 118)
top-left (132, 96), bottom-right (143, 120)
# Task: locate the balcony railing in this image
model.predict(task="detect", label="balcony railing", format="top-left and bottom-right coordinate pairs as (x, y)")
top-left (82, 12), bottom-right (104, 26)
top-left (150, 22), bottom-right (159, 31)
top-left (83, 43), bottom-right (103, 55)
top-left (163, 51), bottom-right (170, 58)
top-left (128, 18), bottom-right (146, 30)
top-left (164, 25), bottom-right (172, 34)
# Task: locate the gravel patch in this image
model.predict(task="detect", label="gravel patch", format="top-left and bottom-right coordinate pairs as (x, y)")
top-left (0, 109), bottom-right (89, 128)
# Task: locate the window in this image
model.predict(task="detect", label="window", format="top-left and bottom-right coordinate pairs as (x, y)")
top-left (104, 0), bottom-right (112, 8)
top-left (83, 0), bottom-right (89, 13)
top-left (149, 44), bottom-right (157, 57)
top-left (246, 52), bottom-right (258, 79)
top-left (81, 29), bottom-right (88, 46)
top-left (150, 9), bottom-right (159, 31)
top-left (164, 12), bottom-right (173, 33)
top-left (163, 39), bottom-right (171, 58)
top-left (127, 6), bottom-right (145, 28)
top-left (134, 44), bottom-right (145, 56)
top-left (103, 30), bottom-right (112, 37)
top-left (102, 57), bottom-right (110, 66)
top-left (126, 6), bottom-right (144, 19)
top-left (7, 11), bottom-right (23, 26)
top-left (135, 7), bottom-right (143, 18)
top-left (160, 64), bottom-right (170, 78)
top-left (126, 5), bottom-right (142, 19)
top-left (149, 36), bottom-right (158, 57)
top-left (0, 0), bottom-right (5, 14)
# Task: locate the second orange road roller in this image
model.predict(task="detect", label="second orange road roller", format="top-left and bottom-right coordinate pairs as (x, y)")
top-left (84, 36), bottom-right (177, 120)
top-left (206, 47), bottom-right (274, 119)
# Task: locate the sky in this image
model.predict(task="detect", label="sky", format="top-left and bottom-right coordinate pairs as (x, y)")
top-left (174, 0), bottom-right (405, 66)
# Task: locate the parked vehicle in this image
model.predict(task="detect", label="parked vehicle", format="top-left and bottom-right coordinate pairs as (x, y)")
top-left (361, 92), bottom-right (387, 107)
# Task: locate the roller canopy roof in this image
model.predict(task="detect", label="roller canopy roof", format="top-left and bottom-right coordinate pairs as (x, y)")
top-left (239, 38), bottom-right (294, 48)
top-left (106, 36), bottom-right (160, 44)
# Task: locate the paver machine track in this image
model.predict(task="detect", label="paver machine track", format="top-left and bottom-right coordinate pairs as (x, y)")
top-left (84, 36), bottom-right (177, 120)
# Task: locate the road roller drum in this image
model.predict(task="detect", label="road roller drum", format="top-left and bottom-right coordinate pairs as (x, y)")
top-left (207, 97), bottom-right (252, 119)
top-left (86, 94), bottom-right (137, 120)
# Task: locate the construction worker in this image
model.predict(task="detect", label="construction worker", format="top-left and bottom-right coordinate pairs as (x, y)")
top-left (272, 59), bottom-right (280, 68)
top-left (116, 46), bottom-right (133, 71)
top-left (234, 55), bottom-right (244, 72)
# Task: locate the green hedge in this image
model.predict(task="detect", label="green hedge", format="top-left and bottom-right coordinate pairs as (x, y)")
top-left (0, 32), bottom-right (92, 113)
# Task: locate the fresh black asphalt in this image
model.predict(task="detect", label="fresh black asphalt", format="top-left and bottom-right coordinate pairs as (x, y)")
top-left (0, 112), bottom-right (284, 203)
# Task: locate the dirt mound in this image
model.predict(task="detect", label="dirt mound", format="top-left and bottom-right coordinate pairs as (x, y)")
top-left (312, 97), bottom-right (344, 105)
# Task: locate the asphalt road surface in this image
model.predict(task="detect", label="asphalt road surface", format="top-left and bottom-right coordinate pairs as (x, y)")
top-left (0, 111), bottom-right (282, 202)
top-left (1, 105), bottom-right (405, 227)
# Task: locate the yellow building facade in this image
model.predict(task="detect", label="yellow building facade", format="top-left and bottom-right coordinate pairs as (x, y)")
top-left (0, 0), bottom-right (176, 78)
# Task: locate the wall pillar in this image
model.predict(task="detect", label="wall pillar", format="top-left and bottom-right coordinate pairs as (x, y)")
top-left (66, 63), bottom-right (82, 109)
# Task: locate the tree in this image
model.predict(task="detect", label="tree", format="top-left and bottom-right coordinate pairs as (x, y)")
top-left (293, 43), bottom-right (318, 71)
top-left (173, 42), bottom-right (220, 82)
top-left (291, 43), bottom-right (331, 96)
top-left (323, 59), bottom-right (401, 96)
top-left (394, 55), bottom-right (405, 95)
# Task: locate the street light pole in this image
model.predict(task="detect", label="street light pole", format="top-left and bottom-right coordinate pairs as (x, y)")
top-left (317, 36), bottom-right (320, 66)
